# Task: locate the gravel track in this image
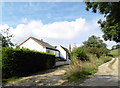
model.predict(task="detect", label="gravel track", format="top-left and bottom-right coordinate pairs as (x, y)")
top-left (79, 58), bottom-right (119, 86)
top-left (5, 65), bottom-right (69, 86)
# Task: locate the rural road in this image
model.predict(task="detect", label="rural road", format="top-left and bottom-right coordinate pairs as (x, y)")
top-left (5, 58), bottom-right (119, 86)
top-left (79, 58), bottom-right (119, 86)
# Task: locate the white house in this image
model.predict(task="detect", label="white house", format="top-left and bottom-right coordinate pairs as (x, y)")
top-left (18, 37), bottom-right (71, 66)
top-left (18, 37), bottom-right (59, 57)
top-left (55, 45), bottom-right (71, 65)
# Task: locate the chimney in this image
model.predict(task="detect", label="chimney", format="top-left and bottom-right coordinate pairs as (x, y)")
top-left (41, 39), bottom-right (43, 41)
top-left (69, 44), bottom-right (71, 53)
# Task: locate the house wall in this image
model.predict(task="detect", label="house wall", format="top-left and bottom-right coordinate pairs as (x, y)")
top-left (19, 38), bottom-right (46, 52)
top-left (56, 46), bottom-right (71, 65)
top-left (56, 46), bottom-right (67, 60)
top-left (55, 51), bottom-right (59, 57)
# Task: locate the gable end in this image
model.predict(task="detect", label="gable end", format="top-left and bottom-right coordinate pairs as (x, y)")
top-left (18, 37), bottom-right (46, 48)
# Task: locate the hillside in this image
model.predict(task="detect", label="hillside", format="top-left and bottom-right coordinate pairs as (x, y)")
top-left (110, 49), bottom-right (119, 57)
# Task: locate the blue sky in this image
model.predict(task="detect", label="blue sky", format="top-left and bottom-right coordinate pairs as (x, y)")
top-left (0, 2), bottom-right (116, 49)
top-left (2, 2), bottom-right (100, 26)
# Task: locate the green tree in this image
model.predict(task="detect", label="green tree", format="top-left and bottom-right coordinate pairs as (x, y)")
top-left (1, 28), bottom-right (14, 47)
top-left (85, 2), bottom-right (120, 42)
top-left (71, 46), bottom-right (89, 61)
top-left (0, 34), bottom-right (2, 46)
top-left (83, 35), bottom-right (104, 48)
top-left (83, 35), bottom-right (109, 58)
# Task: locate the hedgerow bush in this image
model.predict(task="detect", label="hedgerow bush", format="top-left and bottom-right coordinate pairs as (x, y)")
top-left (2, 47), bottom-right (55, 79)
top-left (71, 47), bottom-right (89, 61)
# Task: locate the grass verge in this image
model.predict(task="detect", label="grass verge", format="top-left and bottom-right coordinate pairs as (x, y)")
top-left (66, 55), bottom-right (112, 82)
top-left (108, 58), bottom-right (116, 70)
top-left (110, 49), bottom-right (119, 57)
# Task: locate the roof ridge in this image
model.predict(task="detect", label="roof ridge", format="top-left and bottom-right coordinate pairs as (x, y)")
top-left (30, 36), bottom-right (57, 50)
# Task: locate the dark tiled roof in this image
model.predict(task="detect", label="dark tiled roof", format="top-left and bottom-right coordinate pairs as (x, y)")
top-left (31, 37), bottom-right (58, 51)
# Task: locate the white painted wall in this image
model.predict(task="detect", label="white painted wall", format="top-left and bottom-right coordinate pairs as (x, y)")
top-left (19, 38), bottom-right (46, 52)
top-left (56, 46), bottom-right (71, 64)
top-left (55, 51), bottom-right (59, 57)
top-left (56, 46), bottom-right (66, 60)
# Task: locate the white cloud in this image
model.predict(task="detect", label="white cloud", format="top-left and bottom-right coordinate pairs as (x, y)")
top-left (33, 18), bottom-right (86, 39)
top-left (104, 41), bottom-right (116, 49)
top-left (0, 18), bottom-right (116, 49)
top-left (0, 18), bottom-right (100, 45)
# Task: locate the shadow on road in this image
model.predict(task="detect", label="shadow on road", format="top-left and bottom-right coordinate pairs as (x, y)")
top-left (29, 64), bottom-right (69, 76)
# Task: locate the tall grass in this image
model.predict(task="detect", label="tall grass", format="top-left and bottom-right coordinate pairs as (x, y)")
top-left (67, 56), bottom-right (97, 81)
top-left (66, 54), bottom-right (112, 81)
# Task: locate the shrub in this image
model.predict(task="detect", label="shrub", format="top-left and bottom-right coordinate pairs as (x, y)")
top-left (81, 62), bottom-right (97, 75)
top-left (67, 60), bottom-right (83, 81)
top-left (71, 47), bottom-right (89, 61)
top-left (67, 58), bottom-right (97, 81)
top-left (67, 53), bottom-right (112, 82)
top-left (2, 47), bottom-right (55, 79)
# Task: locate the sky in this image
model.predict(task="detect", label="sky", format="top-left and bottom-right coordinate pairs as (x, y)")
top-left (0, 2), bottom-right (116, 49)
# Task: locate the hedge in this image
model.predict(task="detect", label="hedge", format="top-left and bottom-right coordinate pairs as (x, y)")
top-left (2, 47), bottom-right (55, 79)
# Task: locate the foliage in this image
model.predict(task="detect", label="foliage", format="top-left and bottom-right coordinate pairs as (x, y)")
top-left (83, 35), bottom-right (103, 48)
top-left (2, 47), bottom-right (55, 79)
top-left (83, 35), bottom-right (107, 48)
top-left (1, 28), bottom-right (14, 47)
top-left (85, 2), bottom-right (120, 42)
top-left (67, 34), bottom-right (114, 82)
top-left (71, 47), bottom-right (89, 61)
top-left (83, 35), bottom-right (109, 58)
top-left (0, 45), bottom-right (2, 67)
top-left (67, 54), bottom-right (112, 82)
top-left (67, 56), bottom-right (97, 81)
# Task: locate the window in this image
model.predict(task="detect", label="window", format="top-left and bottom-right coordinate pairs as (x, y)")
top-left (46, 49), bottom-right (50, 53)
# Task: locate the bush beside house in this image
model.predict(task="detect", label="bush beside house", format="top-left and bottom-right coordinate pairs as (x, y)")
top-left (2, 47), bottom-right (55, 79)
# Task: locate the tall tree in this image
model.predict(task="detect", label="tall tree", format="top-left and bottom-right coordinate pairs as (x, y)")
top-left (85, 2), bottom-right (120, 42)
top-left (83, 35), bottom-right (104, 48)
top-left (83, 35), bottom-right (109, 58)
